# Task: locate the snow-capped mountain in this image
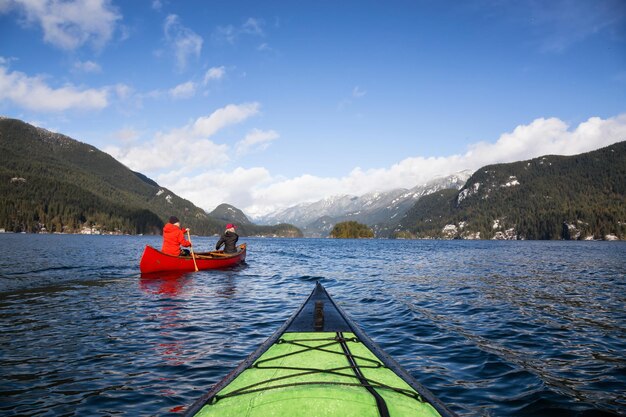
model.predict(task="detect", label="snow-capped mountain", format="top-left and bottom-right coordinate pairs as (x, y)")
top-left (255, 171), bottom-right (472, 236)
top-left (255, 190), bottom-right (407, 227)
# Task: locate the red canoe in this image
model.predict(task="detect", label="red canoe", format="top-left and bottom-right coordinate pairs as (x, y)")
top-left (139, 243), bottom-right (247, 273)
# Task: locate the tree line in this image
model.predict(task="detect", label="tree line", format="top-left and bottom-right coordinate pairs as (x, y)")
top-left (393, 142), bottom-right (626, 240)
top-left (0, 118), bottom-right (302, 236)
top-left (330, 221), bottom-right (374, 238)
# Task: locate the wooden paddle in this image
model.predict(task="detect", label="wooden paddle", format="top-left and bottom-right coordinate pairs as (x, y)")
top-left (186, 229), bottom-right (199, 272)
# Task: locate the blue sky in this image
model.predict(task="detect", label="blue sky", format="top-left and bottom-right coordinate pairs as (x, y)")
top-left (1, 0), bottom-right (625, 218)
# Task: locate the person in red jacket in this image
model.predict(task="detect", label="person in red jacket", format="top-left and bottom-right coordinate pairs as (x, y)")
top-left (161, 216), bottom-right (192, 256)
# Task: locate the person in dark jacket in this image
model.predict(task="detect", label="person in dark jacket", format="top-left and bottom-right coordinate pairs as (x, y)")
top-left (161, 216), bottom-right (192, 256)
top-left (216, 223), bottom-right (239, 253)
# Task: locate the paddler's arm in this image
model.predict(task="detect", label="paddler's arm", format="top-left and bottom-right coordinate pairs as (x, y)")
top-left (179, 228), bottom-right (192, 247)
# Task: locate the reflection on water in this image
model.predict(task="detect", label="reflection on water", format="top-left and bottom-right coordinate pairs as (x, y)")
top-left (0, 235), bottom-right (624, 416)
top-left (137, 270), bottom-right (240, 398)
top-left (140, 272), bottom-right (192, 296)
top-left (139, 273), bottom-right (192, 369)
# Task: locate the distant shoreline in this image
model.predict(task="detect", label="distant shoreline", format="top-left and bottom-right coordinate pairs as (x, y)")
top-left (0, 230), bottom-right (621, 241)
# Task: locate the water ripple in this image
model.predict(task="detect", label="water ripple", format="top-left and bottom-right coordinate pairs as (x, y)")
top-left (0, 235), bottom-right (624, 416)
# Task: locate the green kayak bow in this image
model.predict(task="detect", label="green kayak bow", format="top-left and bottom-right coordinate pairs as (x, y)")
top-left (184, 282), bottom-right (457, 417)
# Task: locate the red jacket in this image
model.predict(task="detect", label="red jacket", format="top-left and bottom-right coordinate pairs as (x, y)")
top-left (161, 223), bottom-right (191, 256)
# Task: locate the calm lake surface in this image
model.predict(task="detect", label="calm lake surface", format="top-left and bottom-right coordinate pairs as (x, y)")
top-left (0, 234), bottom-right (624, 416)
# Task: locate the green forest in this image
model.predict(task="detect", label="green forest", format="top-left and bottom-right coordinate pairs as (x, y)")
top-left (392, 142), bottom-right (626, 240)
top-left (330, 221), bottom-right (374, 238)
top-left (0, 117), bottom-right (301, 237)
top-left (2, 117), bottom-right (624, 240)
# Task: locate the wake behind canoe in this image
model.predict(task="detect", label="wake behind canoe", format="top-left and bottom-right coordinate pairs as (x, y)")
top-left (184, 282), bottom-right (457, 417)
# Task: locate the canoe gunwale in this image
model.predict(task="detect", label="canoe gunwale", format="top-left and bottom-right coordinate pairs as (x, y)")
top-left (183, 282), bottom-right (458, 417)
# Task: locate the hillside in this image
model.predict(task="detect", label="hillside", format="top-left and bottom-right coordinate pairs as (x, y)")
top-left (393, 142), bottom-right (626, 240)
top-left (0, 117), bottom-right (222, 234)
top-left (209, 203), bottom-right (302, 237)
top-left (0, 117), bottom-right (300, 237)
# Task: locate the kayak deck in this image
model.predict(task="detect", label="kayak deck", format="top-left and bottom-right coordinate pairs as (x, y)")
top-left (194, 332), bottom-right (440, 417)
top-left (185, 283), bottom-right (456, 417)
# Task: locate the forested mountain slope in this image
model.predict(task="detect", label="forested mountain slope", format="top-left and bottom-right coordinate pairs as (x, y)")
top-left (0, 117), bottom-right (300, 236)
top-left (0, 117), bottom-right (223, 234)
top-left (393, 142), bottom-right (626, 240)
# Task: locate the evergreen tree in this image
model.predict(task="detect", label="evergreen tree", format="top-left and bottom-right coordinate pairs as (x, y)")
top-left (0, 117), bottom-right (301, 237)
top-left (330, 221), bottom-right (374, 238)
top-left (393, 142), bottom-right (626, 240)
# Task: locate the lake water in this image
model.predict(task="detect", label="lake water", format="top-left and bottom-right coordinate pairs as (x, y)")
top-left (0, 234), bottom-right (624, 416)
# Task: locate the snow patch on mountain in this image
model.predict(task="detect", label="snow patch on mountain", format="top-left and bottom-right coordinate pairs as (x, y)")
top-left (254, 170), bottom-right (472, 236)
top-left (457, 182), bottom-right (480, 204)
top-left (502, 176), bottom-right (520, 187)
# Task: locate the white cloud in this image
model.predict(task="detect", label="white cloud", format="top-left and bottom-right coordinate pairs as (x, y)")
top-left (103, 112), bottom-right (626, 219)
top-left (0, 65), bottom-right (109, 111)
top-left (73, 60), bottom-right (101, 73)
top-left (158, 166), bottom-right (272, 213)
top-left (213, 17), bottom-right (265, 44)
top-left (164, 14), bottom-right (203, 71)
top-left (141, 81), bottom-right (207, 103)
top-left (112, 83), bottom-right (133, 100)
top-left (104, 102), bottom-right (261, 172)
top-left (1, 0), bottom-right (121, 50)
top-left (211, 114), bottom-right (626, 218)
top-left (113, 127), bottom-right (140, 144)
top-left (213, 25), bottom-right (237, 44)
top-left (236, 129), bottom-right (279, 155)
top-left (191, 102), bottom-right (260, 137)
top-left (106, 127), bottom-right (229, 173)
top-left (241, 18), bottom-right (264, 36)
top-left (203, 66), bottom-right (225, 84)
top-left (463, 115), bottom-right (626, 163)
top-left (169, 81), bottom-right (196, 99)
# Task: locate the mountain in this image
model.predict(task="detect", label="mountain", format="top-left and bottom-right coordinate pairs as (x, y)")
top-left (0, 117), bottom-right (214, 234)
top-left (392, 142), bottom-right (626, 240)
top-left (256, 172), bottom-right (471, 237)
top-left (209, 203), bottom-right (302, 237)
top-left (209, 203), bottom-right (254, 226)
top-left (0, 117), bottom-right (301, 237)
top-left (256, 194), bottom-right (377, 227)
top-left (301, 215), bottom-right (335, 238)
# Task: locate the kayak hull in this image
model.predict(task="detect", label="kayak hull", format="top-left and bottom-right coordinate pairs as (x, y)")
top-left (184, 282), bottom-right (457, 417)
top-left (139, 244), bottom-right (246, 273)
